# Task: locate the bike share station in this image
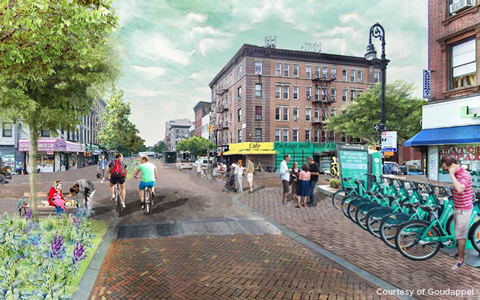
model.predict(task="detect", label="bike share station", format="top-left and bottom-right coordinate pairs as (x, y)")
top-left (336, 143), bottom-right (480, 267)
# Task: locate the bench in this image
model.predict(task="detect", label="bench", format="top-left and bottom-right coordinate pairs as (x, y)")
top-left (18, 192), bottom-right (78, 216)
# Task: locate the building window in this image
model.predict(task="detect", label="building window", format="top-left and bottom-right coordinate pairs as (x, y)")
top-left (229, 73), bottom-right (232, 86)
top-left (314, 130), bottom-right (320, 143)
top-left (374, 71), bottom-right (380, 83)
top-left (237, 65), bottom-right (242, 80)
top-left (315, 66), bottom-right (320, 78)
top-left (275, 107), bottom-right (281, 121)
top-left (284, 64), bottom-right (290, 77)
top-left (342, 69), bottom-right (347, 81)
top-left (293, 129), bottom-right (298, 142)
top-left (314, 109), bottom-right (320, 122)
top-left (305, 130), bottom-right (311, 142)
top-left (322, 88), bottom-right (327, 101)
top-left (283, 129), bottom-right (289, 142)
top-left (293, 65), bottom-right (299, 78)
top-left (255, 106), bottom-right (262, 120)
top-left (41, 129), bottom-right (50, 137)
top-left (306, 108), bottom-right (311, 121)
top-left (238, 108), bottom-right (241, 122)
top-left (293, 86), bottom-right (299, 100)
top-left (358, 70), bottom-right (363, 83)
top-left (331, 88), bottom-right (336, 102)
top-left (255, 84), bottom-right (262, 97)
top-left (276, 63), bottom-right (282, 76)
top-left (293, 108), bottom-right (298, 121)
top-left (322, 67), bottom-right (328, 79)
top-left (331, 68), bottom-right (337, 80)
top-left (237, 87), bottom-right (242, 100)
top-left (306, 87), bottom-right (312, 100)
top-left (255, 129), bottom-right (262, 142)
top-left (351, 90), bottom-right (355, 101)
top-left (322, 109), bottom-right (327, 121)
top-left (342, 133), bottom-right (346, 143)
top-left (275, 86), bottom-right (281, 99)
top-left (238, 130), bottom-right (242, 143)
top-left (306, 65), bottom-right (312, 78)
top-left (315, 88), bottom-right (320, 101)
top-left (275, 129), bottom-right (281, 142)
top-left (255, 61), bottom-right (262, 75)
top-left (342, 89), bottom-right (348, 102)
top-left (225, 78), bottom-right (228, 89)
top-left (2, 123), bottom-right (12, 137)
top-left (283, 107), bottom-right (289, 121)
top-left (283, 86), bottom-right (289, 99)
top-left (331, 107), bottom-right (337, 116)
top-left (451, 38), bottom-right (477, 89)
top-left (350, 69), bottom-right (356, 82)
top-left (229, 112), bottom-right (232, 125)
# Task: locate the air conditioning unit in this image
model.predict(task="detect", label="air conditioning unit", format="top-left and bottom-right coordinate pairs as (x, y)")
top-left (255, 116), bottom-right (262, 120)
top-left (307, 96), bottom-right (312, 100)
top-left (450, 0), bottom-right (473, 13)
top-left (294, 117), bottom-right (298, 121)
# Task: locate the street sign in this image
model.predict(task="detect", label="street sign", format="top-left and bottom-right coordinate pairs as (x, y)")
top-left (373, 124), bottom-right (380, 131)
top-left (381, 131), bottom-right (397, 152)
top-left (423, 70), bottom-right (432, 100)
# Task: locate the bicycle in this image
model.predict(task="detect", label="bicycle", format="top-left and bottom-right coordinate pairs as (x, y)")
top-left (114, 182), bottom-right (123, 217)
top-left (143, 186), bottom-right (154, 215)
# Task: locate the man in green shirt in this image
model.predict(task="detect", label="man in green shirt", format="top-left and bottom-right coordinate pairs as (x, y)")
top-left (134, 155), bottom-right (158, 208)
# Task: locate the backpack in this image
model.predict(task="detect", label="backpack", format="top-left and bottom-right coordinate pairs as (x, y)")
top-left (111, 159), bottom-right (125, 178)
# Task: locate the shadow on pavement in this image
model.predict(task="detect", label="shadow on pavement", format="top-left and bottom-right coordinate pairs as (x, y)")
top-left (151, 197), bottom-right (189, 215)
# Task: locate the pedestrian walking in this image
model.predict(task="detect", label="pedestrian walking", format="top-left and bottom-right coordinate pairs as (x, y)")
top-left (290, 162), bottom-right (300, 204)
top-left (232, 159), bottom-right (244, 193)
top-left (245, 157), bottom-right (255, 193)
top-left (306, 156), bottom-right (320, 207)
top-left (69, 179), bottom-right (96, 216)
top-left (279, 155), bottom-right (292, 206)
top-left (295, 164), bottom-right (311, 208)
top-left (441, 155), bottom-right (473, 271)
top-left (98, 155), bottom-right (107, 183)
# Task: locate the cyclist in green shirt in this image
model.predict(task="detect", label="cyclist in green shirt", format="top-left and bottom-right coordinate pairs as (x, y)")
top-left (133, 155), bottom-right (158, 207)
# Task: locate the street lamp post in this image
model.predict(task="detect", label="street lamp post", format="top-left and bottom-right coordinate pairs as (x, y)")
top-left (365, 23), bottom-right (389, 150)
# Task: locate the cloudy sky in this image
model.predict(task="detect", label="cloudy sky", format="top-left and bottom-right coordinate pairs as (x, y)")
top-left (112, 0), bottom-right (428, 146)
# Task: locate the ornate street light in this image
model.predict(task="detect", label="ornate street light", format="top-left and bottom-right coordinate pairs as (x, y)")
top-left (365, 23), bottom-right (389, 149)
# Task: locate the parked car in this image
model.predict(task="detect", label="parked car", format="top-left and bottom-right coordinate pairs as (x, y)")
top-left (176, 161), bottom-right (193, 170)
top-left (193, 157), bottom-right (213, 168)
top-left (383, 162), bottom-right (401, 175)
top-left (0, 157), bottom-right (13, 184)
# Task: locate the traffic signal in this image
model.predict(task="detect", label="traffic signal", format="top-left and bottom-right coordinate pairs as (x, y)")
top-left (210, 125), bottom-right (215, 133)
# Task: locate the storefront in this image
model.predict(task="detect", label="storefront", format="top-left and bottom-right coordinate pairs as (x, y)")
top-left (18, 138), bottom-right (86, 173)
top-left (222, 142), bottom-right (276, 167)
top-left (405, 95), bottom-right (480, 187)
top-left (274, 142), bottom-right (337, 171)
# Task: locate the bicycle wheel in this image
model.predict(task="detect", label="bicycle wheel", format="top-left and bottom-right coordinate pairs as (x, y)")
top-left (395, 220), bottom-right (441, 261)
top-left (380, 212), bottom-right (410, 249)
top-left (468, 220), bottom-right (480, 253)
top-left (355, 202), bottom-right (381, 230)
top-left (347, 198), bottom-right (368, 222)
top-left (341, 195), bottom-right (362, 217)
top-left (366, 207), bottom-right (394, 238)
top-left (332, 189), bottom-right (350, 210)
top-left (329, 167), bottom-right (336, 178)
top-left (145, 189), bottom-right (152, 215)
top-left (116, 192), bottom-right (122, 217)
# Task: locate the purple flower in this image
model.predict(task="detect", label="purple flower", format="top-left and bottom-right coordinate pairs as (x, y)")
top-left (71, 242), bottom-right (86, 267)
top-left (48, 232), bottom-right (65, 260)
top-left (73, 216), bottom-right (82, 229)
top-left (25, 209), bottom-right (32, 221)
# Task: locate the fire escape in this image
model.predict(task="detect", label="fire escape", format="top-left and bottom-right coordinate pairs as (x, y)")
top-left (311, 74), bottom-right (336, 142)
top-left (216, 84), bottom-right (229, 146)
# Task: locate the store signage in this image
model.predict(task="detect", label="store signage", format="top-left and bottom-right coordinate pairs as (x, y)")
top-left (249, 143), bottom-right (261, 149)
top-left (461, 106), bottom-right (479, 118)
top-left (381, 131), bottom-right (397, 152)
top-left (423, 70), bottom-right (432, 99)
top-left (274, 142), bottom-right (336, 152)
top-left (439, 145), bottom-right (480, 161)
top-left (47, 151), bottom-right (54, 155)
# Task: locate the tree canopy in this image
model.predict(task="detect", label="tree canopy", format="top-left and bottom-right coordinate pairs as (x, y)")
top-left (152, 142), bottom-right (168, 154)
top-left (325, 80), bottom-right (426, 146)
top-left (176, 136), bottom-right (216, 159)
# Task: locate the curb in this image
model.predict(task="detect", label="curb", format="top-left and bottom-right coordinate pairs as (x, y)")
top-left (73, 217), bottom-right (120, 300)
top-left (232, 191), bottom-right (416, 300)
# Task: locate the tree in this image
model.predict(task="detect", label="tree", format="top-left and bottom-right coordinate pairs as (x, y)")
top-left (125, 133), bottom-right (145, 158)
top-left (176, 136), bottom-right (216, 159)
top-left (152, 142), bottom-right (168, 154)
top-left (325, 80), bottom-right (426, 146)
top-left (0, 1), bottom-right (120, 221)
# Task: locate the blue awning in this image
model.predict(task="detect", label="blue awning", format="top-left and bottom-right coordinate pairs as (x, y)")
top-left (405, 125), bottom-right (480, 146)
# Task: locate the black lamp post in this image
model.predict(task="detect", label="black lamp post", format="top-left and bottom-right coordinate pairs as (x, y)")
top-left (365, 23), bottom-right (389, 150)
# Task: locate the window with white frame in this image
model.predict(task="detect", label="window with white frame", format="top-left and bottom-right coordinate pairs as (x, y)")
top-left (293, 129), bottom-right (298, 142)
top-left (293, 86), bottom-right (299, 100)
top-left (229, 73), bottom-right (232, 85)
top-left (314, 130), bottom-right (320, 142)
top-left (283, 107), bottom-right (289, 121)
top-left (225, 78), bottom-right (228, 89)
top-left (238, 129), bottom-right (242, 143)
top-left (314, 109), bottom-right (320, 122)
top-left (315, 66), bottom-right (320, 78)
top-left (275, 107), bottom-right (281, 121)
top-left (350, 69), bottom-right (356, 82)
top-left (283, 129), bottom-right (289, 142)
top-left (342, 89), bottom-right (348, 102)
top-left (321, 109), bottom-right (327, 121)
top-left (451, 38), bottom-right (477, 89)
top-left (255, 61), bottom-right (262, 75)
top-left (276, 63), bottom-right (282, 76)
top-left (283, 86), bottom-right (289, 99)
top-left (306, 87), bottom-right (312, 99)
top-left (238, 65), bottom-right (242, 79)
top-left (255, 84), bottom-right (262, 97)
top-left (238, 108), bottom-right (241, 122)
top-left (306, 108), bottom-right (311, 121)
top-left (331, 107), bottom-right (337, 116)
top-left (2, 122), bottom-right (12, 137)
top-left (331, 68), bottom-right (337, 79)
top-left (293, 65), bottom-right (299, 78)
top-left (323, 67), bottom-right (328, 79)
top-left (255, 106), bottom-right (262, 120)
top-left (293, 108), bottom-right (298, 121)
top-left (306, 65), bottom-right (312, 78)
top-left (255, 128), bottom-right (262, 142)
top-left (358, 70), bottom-right (363, 83)
top-left (305, 129), bottom-right (311, 142)
top-left (351, 90), bottom-right (355, 101)
top-left (276, 86), bottom-right (281, 99)
top-left (237, 87), bottom-right (242, 100)
top-left (331, 88), bottom-right (336, 102)
top-left (284, 64), bottom-right (290, 77)
top-left (275, 129), bottom-right (281, 142)
top-left (374, 71), bottom-right (380, 83)
top-left (322, 88), bottom-right (327, 101)
top-left (315, 88), bottom-right (320, 101)
top-left (342, 69), bottom-right (347, 81)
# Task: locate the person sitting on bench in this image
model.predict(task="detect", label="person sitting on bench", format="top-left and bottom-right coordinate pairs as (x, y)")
top-left (48, 180), bottom-right (66, 215)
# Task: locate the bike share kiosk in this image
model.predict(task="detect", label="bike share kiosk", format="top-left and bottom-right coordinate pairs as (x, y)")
top-left (336, 144), bottom-right (380, 191)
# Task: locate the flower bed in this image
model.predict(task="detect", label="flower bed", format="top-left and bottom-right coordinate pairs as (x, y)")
top-left (0, 211), bottom-right (108, 300)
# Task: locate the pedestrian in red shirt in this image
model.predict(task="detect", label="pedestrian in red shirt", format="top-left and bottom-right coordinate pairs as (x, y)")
top-left (441, 155), bottom-right (473, 271)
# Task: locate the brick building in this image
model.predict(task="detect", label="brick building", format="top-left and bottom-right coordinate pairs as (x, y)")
top-left (193, 101), bottom-right (211, 137)
top-left (405, 0), bottom-right (480, 186)
top-left (209, 44), bottom-right (380, 149)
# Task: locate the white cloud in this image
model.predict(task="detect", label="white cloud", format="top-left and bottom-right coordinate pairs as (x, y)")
top-left (124, 88), bottom-right (166, 98)
top-left (198, 38), bottom-right (232, 57)
top-left (190, 72), bottom-right (202, 80)
top-left (186, 12), bottom-right (207, 23)
top-left (131, 65), bottom-right (168, 77)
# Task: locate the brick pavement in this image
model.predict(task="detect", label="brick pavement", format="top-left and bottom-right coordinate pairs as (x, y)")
top-left (89, 234), bottom-right (399, 300)
top-left (239, 188), bottom-right (480, 300)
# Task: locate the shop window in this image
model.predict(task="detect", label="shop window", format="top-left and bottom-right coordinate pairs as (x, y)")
top-left (450, 38), bottom-right (477, 89)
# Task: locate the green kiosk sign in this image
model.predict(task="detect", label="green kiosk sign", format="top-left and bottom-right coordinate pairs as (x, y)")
top-left (337, 144), bottom-right (369, 189)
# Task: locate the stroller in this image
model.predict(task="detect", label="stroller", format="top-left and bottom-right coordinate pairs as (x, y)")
top-left (222, 174), bottom-right (237, 193)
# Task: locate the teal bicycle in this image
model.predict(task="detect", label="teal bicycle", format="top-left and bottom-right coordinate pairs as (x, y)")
top-left (331, 177), bottom-right (364, 210)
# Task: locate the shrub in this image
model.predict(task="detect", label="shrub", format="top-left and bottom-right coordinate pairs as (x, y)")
top-left (330, 179), bottom-right (341, 189)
